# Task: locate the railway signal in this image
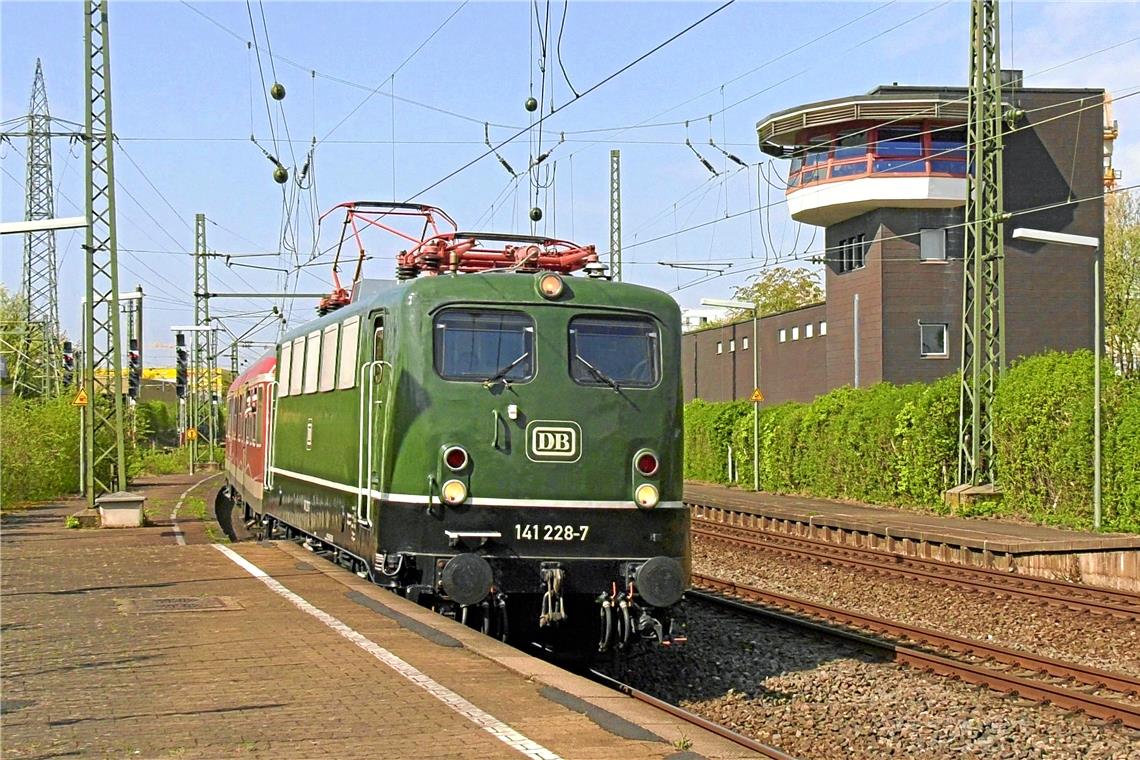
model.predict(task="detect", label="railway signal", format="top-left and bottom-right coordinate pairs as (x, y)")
top-left (127, 339), bottom-right (140, 400)
top-left (174, 332), bottom-right (188, 399)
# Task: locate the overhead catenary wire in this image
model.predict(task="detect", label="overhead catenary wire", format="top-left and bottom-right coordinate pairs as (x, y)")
top-left (405, 0), bottom-right (737, 202)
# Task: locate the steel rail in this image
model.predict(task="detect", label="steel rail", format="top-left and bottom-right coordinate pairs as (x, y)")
top-left (689, 505), bottom-right (1140, 619)
top-left (691, 574), bottom-right (1140, 729)
top-left (587, 668), bottom-right (799, 759)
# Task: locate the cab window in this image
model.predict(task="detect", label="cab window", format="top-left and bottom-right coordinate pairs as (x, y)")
top-left (569, 316), bottom-right (660, 388)
top-left (434, 309), bottom-right (535, 383)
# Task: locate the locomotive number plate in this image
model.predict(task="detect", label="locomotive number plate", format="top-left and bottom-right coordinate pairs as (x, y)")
top-left (514, 523), bottom-right (590, 541)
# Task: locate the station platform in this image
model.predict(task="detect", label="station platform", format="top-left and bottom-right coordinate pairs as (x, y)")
top-left (1, 474), bottom-right (763, 760)
top-left (684, 483), bottom-right (1140, 592)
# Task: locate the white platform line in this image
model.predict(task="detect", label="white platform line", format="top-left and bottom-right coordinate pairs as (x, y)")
top-left (212, 544), bottom-right (562, 760)
top-left (170, 473), bottom-right (222, 545)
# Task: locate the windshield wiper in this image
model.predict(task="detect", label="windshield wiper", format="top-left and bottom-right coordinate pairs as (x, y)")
top-left (574, 353), bottom-right (621, 393)
top-left (482, 351), bottom-right (530, 388)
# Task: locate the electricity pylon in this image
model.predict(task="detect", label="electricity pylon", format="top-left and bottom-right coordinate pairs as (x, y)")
top-left (191, 213), bottom-right (217, 469)
top-left (83, 0), bottom-right (128, 504)
top-left (18, 59), bottom-right (63, 398)
top-left (609, 150), bottom-right (622, 282)
top-left (957, 0), bottom-right (1007, 487)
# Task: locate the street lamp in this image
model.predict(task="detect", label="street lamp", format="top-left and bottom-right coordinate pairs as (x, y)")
top-left (1011, 228), bottom-right (1102, 529)
top-left (701, 297), bottom-right (760, 491)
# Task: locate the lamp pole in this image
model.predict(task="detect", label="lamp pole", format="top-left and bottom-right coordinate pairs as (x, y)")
top-left (701, 297), bottom-right (760, 490)
top-left (1012, 228), bottom-right (1102, 529)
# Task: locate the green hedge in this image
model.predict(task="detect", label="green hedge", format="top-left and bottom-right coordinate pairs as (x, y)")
top-left (685, 351), bottom-right (1140, 533)
top-left (1, 395), bottom-right (81, 504)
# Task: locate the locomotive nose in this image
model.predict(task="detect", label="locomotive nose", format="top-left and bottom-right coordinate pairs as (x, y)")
top-left (441, 553), bottom-right (494, 606)
top-left (636, 556), bottom-right (685, 608)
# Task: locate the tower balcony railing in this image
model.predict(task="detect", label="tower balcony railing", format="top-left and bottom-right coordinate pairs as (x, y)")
top-left (788, 151), bottom-right (967, 190)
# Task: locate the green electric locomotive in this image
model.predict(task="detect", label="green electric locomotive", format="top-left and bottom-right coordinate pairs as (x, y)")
top-left (222, 202), bottom-right (688, 656)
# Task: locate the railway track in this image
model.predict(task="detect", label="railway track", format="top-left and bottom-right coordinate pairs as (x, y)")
top-left (690, 505), bottom-right (1140, 621)
top-left (690, 572), bottom-right (1140, 730)
top-left (587, 668), bottom-right (798, 759)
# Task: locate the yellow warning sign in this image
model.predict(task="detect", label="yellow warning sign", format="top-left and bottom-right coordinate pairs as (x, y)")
top-left (72, 388), bottom-right (88, 407)
top-left (750, 388), bottom-right (764, 403)
top-left (185, 428), bottom-right (198, 441)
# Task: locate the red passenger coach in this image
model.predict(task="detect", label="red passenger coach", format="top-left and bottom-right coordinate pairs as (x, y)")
top-left (224, 353), bottom-right (275, 512)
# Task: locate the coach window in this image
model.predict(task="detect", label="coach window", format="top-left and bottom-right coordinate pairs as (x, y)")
top-left (319, 324), bottom-right (339, 392)
top-left (303, 331), bottom-right (321, 394)
top-left (337, 316), bottom-right (361, 390)
top-left (278, 342), bottom-right (293, 397)
top-left (920, 322), bottom-right (949, 358)
top-left (434, 309), bottom-right (535, 383)
top-left (569, 316), bottom-right (659, 389)
top-left (253, 387), bottom-right (263, 445)
top-left (289, 337), bottom-right (305, 395)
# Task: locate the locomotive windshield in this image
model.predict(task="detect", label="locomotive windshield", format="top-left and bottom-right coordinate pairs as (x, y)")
top-left (434, 309), bottom-right (535, 382)
top-left (569, 316), bottom-right (659, 389)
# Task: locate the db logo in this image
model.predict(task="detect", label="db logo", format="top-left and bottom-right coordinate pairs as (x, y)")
top-left (527, 421), bottom-right (581, 462)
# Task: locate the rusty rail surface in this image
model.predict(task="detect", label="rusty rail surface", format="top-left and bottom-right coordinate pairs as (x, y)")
top-left (689, 505), bottom-right (1140, 621)
top-left (588, 668), bottom-right (799, 760)
top-left (691, 573), bottom-right (1140, 730)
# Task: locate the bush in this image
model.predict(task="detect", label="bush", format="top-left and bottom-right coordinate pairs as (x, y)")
top-left (133, 446), bottom-right (192, 477)
top-left (992, 351), bottom-right (1120, 529)
top-left (1105, 380), bottom-right (1140, 531)
top-left (894, 375), bottom-right (959, 506)
top-left (1, 395), bottom-right (81, 504)
top-left (683, 399), bottom-right (749, 483)
top-left (684, 351), bottom-right (1139, 533)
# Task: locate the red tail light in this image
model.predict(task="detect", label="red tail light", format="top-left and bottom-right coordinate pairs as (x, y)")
top-left (444, 446), bottom-right (469, 471)
top-left (636, 452), bottom-right (659, 476)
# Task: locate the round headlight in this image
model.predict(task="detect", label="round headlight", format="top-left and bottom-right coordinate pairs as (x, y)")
top-left (635, 483), bottom-right (659, 509)
top-left (443, 446), bottom-right (468, 471)
top-left (441, 479), bottom-right (468, 506)
top-left (636, 451), bottom-right (659, 476)
top-left (537, 273), bottom-right (564, 299)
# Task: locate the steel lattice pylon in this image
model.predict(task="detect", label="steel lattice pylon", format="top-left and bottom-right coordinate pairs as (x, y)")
top-left (83, 0), bottom-right (127, 504)
top-left (191, 213), bottom-right (217, 470)
top-left (957, 0), bottom-right (1007, 487)
top-left (609, 150), bottom-right (622, 282)
top-left (18, 59), bottom-right (63, 398)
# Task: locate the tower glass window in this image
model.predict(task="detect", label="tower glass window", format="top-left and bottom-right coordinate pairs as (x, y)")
top-left (920, 228), bottom-right (947, 261)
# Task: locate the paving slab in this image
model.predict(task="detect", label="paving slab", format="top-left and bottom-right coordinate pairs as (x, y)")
top-left (2, 475), bottom-right (765, 760)
top-left (684, 483), bottom-right (1140, 554)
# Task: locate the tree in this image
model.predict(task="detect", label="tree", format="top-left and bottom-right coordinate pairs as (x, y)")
top-left (1105, 190), bottom-right (1140, 376)
top-left (0, 285), bottom-right (30, 392)
top-left (729, 266), bottom-right (824, 319)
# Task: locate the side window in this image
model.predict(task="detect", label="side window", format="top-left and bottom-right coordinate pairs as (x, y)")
top-left (289, 337), bottom-right (305, 395)
top-left (373, 319), bottom-right (385, 361)
top-left (319, 324), bottom-right (339, 392)
top-left (303, 332), bottom-right (321, 394)
top-left (338, 316), bottom-right (361, 390)
top-left (278, 342), bottom-right (292, 397)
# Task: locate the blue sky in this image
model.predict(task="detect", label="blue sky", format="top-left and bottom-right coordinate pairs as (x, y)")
top-left (3, 1), bottom-right (1138, 369)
